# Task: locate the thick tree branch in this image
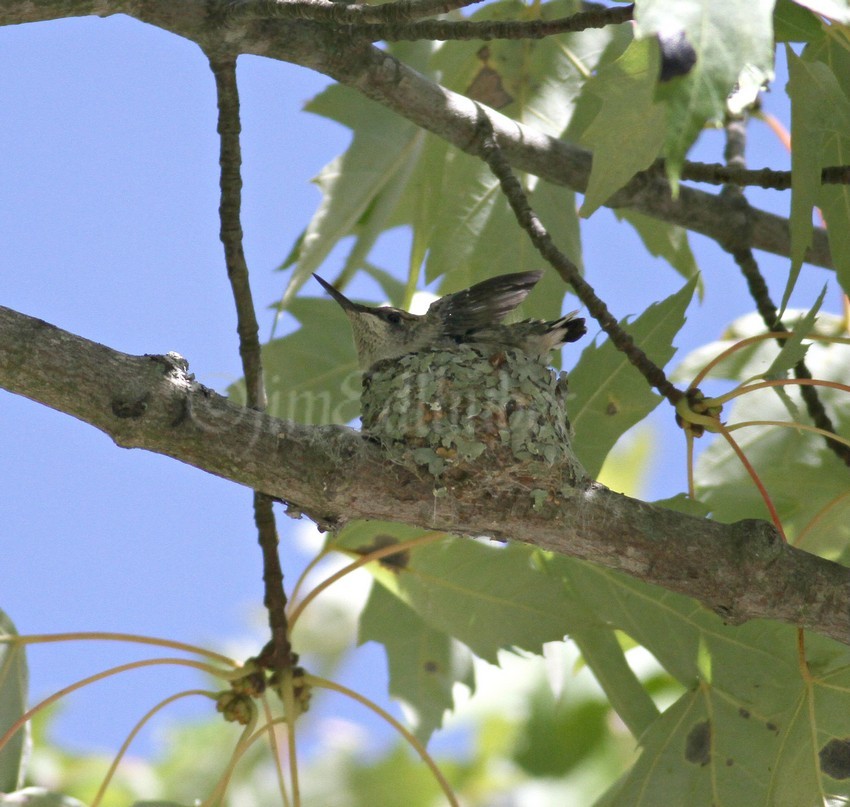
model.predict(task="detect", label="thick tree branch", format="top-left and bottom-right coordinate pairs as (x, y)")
top-left (228, 0), bottom-right (487, 24)
top-left (339, 5), bottom-right (634, 42)
top-left (228, 0), bottom-right (632, 36)
top-left (2, 304), bottom-right (849, 646)
top-left (0, 0), bottom-right (833, 271)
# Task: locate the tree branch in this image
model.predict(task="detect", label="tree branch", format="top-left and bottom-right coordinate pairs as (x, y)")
top-left (476, 113), bottom-right (685, 406)
top-left (0, 0), bottom-right (832, 271)
top-left (228, 0), bottom-right (487, 24)
top-left (682, 161), bottom-right (850, 191)
top-left (2, 304), bottom-right (849, 646)
top-left (341, 4), bottom-right (634, 42)
top-left (209, 53), bottom-right (295, 672)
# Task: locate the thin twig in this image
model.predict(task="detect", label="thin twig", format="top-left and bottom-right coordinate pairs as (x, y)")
top-left (228, 0), bottom-right (485, 23)
top-left (682, 161), bottom-right (850, 190)
top-left (209, 54), bottom-right (295, 669)
top-left (211, 56), bottom-right (266, 410)
top-left (474, 111), bottom-right (684, 406)
top-left (721, 116), bottom-right (850, 468)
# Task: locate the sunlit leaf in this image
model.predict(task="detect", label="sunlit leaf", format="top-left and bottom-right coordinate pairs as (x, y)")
top-left (788, 46), bottom-right (850, 297)
top-left (635, 0), bottom-right (775, 181)
top-left (579, 37), bottom-right (666, 215)
top-left (547, 552), bottom-right (850, 804)
top-left (280, 0), bottom-right (630, 300)
top-left (596, 424), bottom-right (655, 497)
top-left (278, 42), bottom-right (436, 307)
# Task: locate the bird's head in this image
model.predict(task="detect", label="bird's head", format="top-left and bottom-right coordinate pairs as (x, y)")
top-left (314, 274), bottom-right (420, 369)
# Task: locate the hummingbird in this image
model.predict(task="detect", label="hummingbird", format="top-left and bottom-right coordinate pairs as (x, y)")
top-left (314, 270), bottom-right (586, 371)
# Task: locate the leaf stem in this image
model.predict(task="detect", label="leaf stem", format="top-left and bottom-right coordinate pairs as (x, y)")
top-left (288, 531), bottom-right (446, 628)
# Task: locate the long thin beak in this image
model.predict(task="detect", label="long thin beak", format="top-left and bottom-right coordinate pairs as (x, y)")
top-left (313, 273), bottom-right (365, 313)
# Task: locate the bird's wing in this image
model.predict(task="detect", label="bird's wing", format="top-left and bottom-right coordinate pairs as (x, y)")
top-left (430, 270), bottom-right (544, 334)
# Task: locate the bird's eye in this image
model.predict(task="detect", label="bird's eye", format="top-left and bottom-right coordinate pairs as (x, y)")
top-left (386, 312), bottom-right (402, 324)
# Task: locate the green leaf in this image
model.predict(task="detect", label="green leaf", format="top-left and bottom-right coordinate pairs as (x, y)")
top-left (527, 181), bottom-right (584, 305)
top-left (802, 35), bottom-right (850, 299)
top-left (435, 178), bottom-right (582, 317)
top-left (423, 0), bottom-right (625, 285)
top-left (336, 523), bottom-right (596, 663)
top-left (433, 0), bottom-right (631, 137)
top-left (569, 276), bottom-right (698, 478)
top-left (424, 155), bottom-right (502, 284)
top-left (359, 582), bottom-right (475, 744)
top-left (635, 0), bottom-right (775, 182)
top-left (229, 297), bottom-right (360, 425)
top-left (817, 178), bottom-right (850, 301)
top-left (675, 311), bottom-right (804, 386)
top-left (547, 554), bottom-right (850, 805)
top-left (570, 627), bottom-right (660, 739)
top-left (762, 284), bottom-right (825, 380)
top-left (278, 81), bottom-right (424, 307)
top-left (512, 682), bottom-right (609, 777)
top-left (422, 170), bottom-right (580, 299)
top-left (673, 306), bottom-right (844, 387)
top-left (335, 138), bottom-right (425, 290)
top-left (696, 385), bottom-right (850, 550)
top-left (774, 0), bottom-right (826, 42)
top-left (787, 46), bottom-right (850, 296)
top-left (595, 627), bottom-right (850, 804)
top-left (596, 424), bottom-right (655, 497)
top-left (402, 541), bottom-right (596, 662)
top-left (280, 0), bottom-right (629, 303)
top-left (361, 262), bottom-right (409, 308)
top-left (579, 37), bottom-right (667, 216)
top-left (0, 611), bottom-right (28, 793)
top-left (787, 49), bottom-right (829, 277)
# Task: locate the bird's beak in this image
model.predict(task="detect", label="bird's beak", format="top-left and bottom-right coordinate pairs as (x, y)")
top-left (313, 274), bottom-right (366, 313)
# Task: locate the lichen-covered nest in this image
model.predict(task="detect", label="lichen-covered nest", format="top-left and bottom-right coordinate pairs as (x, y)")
top-left (360, 344), bottom-right (585, 491)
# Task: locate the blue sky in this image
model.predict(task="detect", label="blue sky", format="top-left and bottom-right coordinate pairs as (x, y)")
top-left (0, 11), bottom-right (832, 764)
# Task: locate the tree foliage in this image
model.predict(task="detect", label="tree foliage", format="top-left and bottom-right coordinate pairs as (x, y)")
top-left (2, 0), bottom-right (850, 805)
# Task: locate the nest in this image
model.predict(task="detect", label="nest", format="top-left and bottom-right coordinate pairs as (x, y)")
top-left (360, 344), bottom-right (585, 491)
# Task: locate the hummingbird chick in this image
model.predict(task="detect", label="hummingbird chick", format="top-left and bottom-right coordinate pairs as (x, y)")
top-left (314, 270), bottom-right (586, 371)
